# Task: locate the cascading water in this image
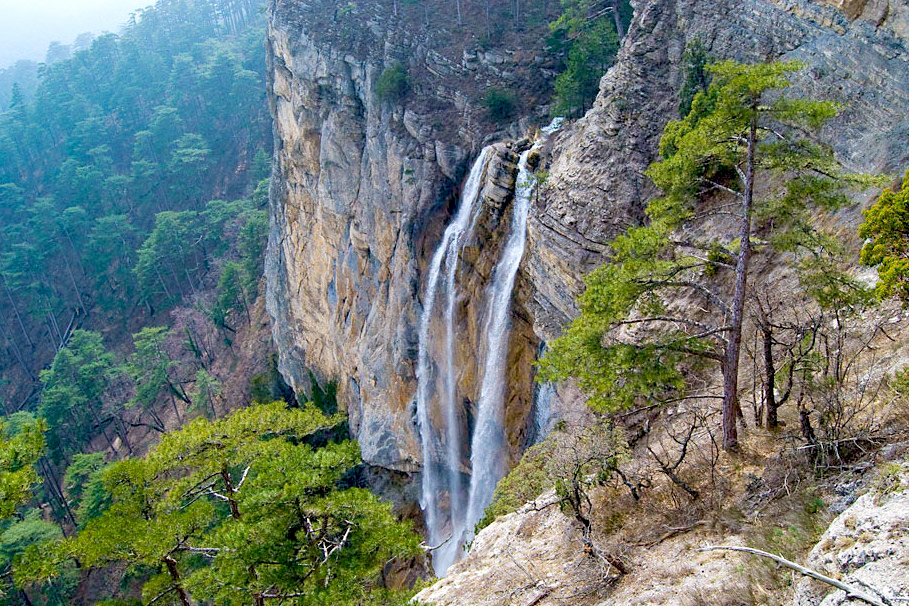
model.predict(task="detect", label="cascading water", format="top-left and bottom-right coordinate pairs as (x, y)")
top-left (417, 118), bottom-right (563, 577)
top-left (464, 117), bottom-right (563, 545)
top-left (416, 147), bottom-right (492, 576)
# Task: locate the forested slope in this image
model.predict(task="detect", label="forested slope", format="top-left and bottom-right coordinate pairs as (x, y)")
top-left (0, 0), bottom-right (270, 409)
top-left (0, 1), bottom-right (308, 602)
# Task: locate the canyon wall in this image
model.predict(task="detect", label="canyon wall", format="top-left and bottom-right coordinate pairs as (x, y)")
top-left (264, 0), bottom-right (557, 473)
top-left (266, 0), bottom-right (909, 477)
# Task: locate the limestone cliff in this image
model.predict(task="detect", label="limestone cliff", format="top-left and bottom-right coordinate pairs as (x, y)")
top-left (264, 0), bottom-right (558, 472)
top-left (266, 0), bottom-right (909, 465)
top-left (525, 0), bottom-right (909, 344)
top-left (266, 0), bottom-right (909, 478)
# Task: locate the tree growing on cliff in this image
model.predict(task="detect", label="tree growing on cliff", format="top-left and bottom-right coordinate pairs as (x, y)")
top-left (549, 0), bottom-right (625, 117)
top-left (38, 330), bottom-right (117, 460)
top-left (540, 60), bottom-right (876, 450)
top-left (859, 171), bottom-right (909, 301)
top-left (375, 64), bottom-right (410, 103)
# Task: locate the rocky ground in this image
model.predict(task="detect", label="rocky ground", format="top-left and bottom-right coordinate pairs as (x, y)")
top-left (415, 451), bottom-right (909, 606)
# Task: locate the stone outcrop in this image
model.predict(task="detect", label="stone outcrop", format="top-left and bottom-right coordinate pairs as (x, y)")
top-left (524, 0), bottom-right (909, 343)
top-left (414, 462), bottom-right (909, 606)
top-left (793, 463), bottom-right (909, 605)
top-left (265, 0), bottom-right (557, 472)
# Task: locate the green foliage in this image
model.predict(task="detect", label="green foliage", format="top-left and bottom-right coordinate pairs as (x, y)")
top-left (678, 38), bottom-right (712, 117)
top-left (16, 403), bottom-right (420, 605)
top-left (73, 464), bottom-right (113, 527)
top-left (478, 419), bottom-right (627, 531)
top-left (0, 0), bottom-right (270, 384)
top-left (375, 64), bottom-right (410, 102)
top-left (552, 20), bottom-right (618, 117)
top-left (549, 0), bottom-right (623, 117)
top-left (539, 60), bottom-right (873, 419)
top-left (126, 326), bottom-right (188, 411)
top-left (189, 369), bottom-right (221, 419)
top-left (249, 355), bottom-right (296, 406)
top-left (477, 440), bottom-right (552, 530)
top-left (0, 417), bottom-right (44, 521)
top-left (134, 210), bottom-right (203, 303)
top-left (62, 452), bottom-right (107, 510)
top-left (0, 510), bottom-right (77, 605)
top-left (859, 172), bottom-right (909, 301)
top-left (38, 330), bottom-right (113, 460)
top-left (483, 87), bottom-right (517, 121)
top-left (309, 372), bottom-right (339, 415)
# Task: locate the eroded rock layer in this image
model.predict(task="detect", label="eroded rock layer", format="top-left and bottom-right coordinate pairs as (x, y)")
top-left (264, 0), bottom-right (556, 472)
top-left (265, 0), bottom-right (909, 480)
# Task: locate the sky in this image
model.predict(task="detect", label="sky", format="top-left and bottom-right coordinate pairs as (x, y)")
top-left (0, 0), bottom-right (153, 68)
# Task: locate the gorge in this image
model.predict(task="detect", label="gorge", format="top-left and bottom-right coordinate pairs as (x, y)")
top-left (1, 0), bottom-right (909, 603)
top-left (264, 0), bottom-right (909, 601)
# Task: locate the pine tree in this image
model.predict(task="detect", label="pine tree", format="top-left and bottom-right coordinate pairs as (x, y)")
top-left (540, 60), bottom-right (876, 450)
top-left (16, 403), bottom-right (420, 606)
top-left (859, 171), bottom-right (909, 301)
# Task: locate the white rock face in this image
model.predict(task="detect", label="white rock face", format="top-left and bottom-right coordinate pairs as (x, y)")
top-left (413, 490), bottom-right (753, 606)
top-left (264, 1), bottom-right (560, 475)
top-left (413, 494), bottom-right (599, 606)
top-left (794, 464), bottom-right (909, 605)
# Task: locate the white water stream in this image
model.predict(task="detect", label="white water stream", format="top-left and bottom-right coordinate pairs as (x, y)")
top-left (416, 147), bottom-right (492, 575)
top-left (418, 119), bottom-right (563, 576)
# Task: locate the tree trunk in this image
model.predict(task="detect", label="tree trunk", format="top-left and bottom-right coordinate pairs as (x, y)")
top-left (163, 556), bottom-right (192, 606)
top-left (0, 320), bottom-right (33, 381)
top-left (799, 407), bottom-right (816, 446)
top-left (3, 275), bottom-right (33, 347)
top-left (721, 107), bottom-right (758, 451)
top-left (610, 0), bottom-right (625, 38)
top-left (761, 323), bottom-right (778, 428)
top-left (221, 466), bottom-right (242, 520)
top-left (39, 458), bottom-right (77, 529)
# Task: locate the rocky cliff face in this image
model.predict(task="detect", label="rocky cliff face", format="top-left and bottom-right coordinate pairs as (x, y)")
top-left (265, 0), bottom-right (909, 473)
top-left (414, 459), bottom-right (909, 606)
top-left (264, 0), bottom-right (558, 473)
top-left (524, 0), bottom-right (909, 344)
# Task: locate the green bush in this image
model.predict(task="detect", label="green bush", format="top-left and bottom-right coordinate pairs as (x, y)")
top-left (550, 4), bottom-right (621, 117)
top-left (375, 64), bottom-right (409, 102)
top-left (477, 418), bottom-right (627, 533)
top-left (483, 87), bottom-right (517, 121)
top-left (678, 38), bottom-right (712, 117)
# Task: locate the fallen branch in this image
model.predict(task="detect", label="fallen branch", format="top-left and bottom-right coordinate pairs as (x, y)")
top-left (699, 545), bottom-right (890, 606)
top-left (420, 533), bottom-right (453, 552)
top-left (637, 521), bottom-right (707, 548)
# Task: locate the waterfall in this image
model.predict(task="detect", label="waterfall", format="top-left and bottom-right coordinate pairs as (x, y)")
top-left (530, 380), bottom-right (557, 446)
top-left (417, 118), bottom-right (563, 577)
top-left (464, 117), bottom-right (563, 551)
top-left (416, 147), bottom-right (492, 576)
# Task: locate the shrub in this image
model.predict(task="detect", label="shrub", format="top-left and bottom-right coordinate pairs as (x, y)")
top-left (483, 87), bottom-right (516, 121)
top-left (375, 64), bottom-right (409, 102)
top-left (477, 418), bottom-right (627, 532)
top-left (678, 38), bottom-right (712, 117)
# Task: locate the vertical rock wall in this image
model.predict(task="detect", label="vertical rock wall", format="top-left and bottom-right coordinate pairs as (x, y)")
top-left (264, 0), bottom-right (556, 473)
top-left (266, 0), bottom-right (909, 489)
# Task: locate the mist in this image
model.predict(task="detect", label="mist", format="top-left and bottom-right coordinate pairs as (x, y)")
top-left (0, 0), bottom-right (152, 67)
